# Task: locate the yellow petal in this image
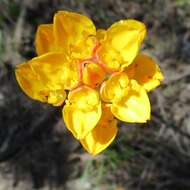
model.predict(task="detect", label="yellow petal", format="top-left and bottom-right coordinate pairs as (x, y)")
top-left (32, 53), bottom-right (79, 90)
top-left (47, 90), bottom-right (66, 106)
top-left (82, 62), bottom-right (105, 88)
top-left (63, 86), bottom-right (102, 139)
top-left (53, 11), bottom-right (96, 59)
top-left (96, 29), bottom-right (106, 42)
top-left (15, 53), bottom-right (79, 104)
top-left (98, 19), bottom-right (146, 71)
top-left (15, 62), bottom-right (48, 102)
top-left (100, 72), bottom-right (129, 102)
top-left (35, 24), bottom-right (54, 55)
top-left (111, 80), bottom-right (151, 123)
top-left (125, 54), bottom-right (164, 91)
top-left (80, 104), bottom-right (118, 155)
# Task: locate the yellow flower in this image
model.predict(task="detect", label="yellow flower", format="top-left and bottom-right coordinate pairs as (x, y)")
top-left (15, 11), bottom-right (164, 155)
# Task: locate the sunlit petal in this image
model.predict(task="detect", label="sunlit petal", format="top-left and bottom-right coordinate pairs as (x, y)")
top-left (53, 11), bottom-right (96, 59)
top-left (98, 19), bottom-right (146, 71)
top-left (63, 86), bottom-right (102, 139)
top-left (16, 62), bottom-right (48, 102)
top-left (35, 24), bottom-right (54, 55)
top-left (100, 72), bottom-right (129, 102)
top-left (15, 53), bottom-right (79, 104)
top-left (111, 80), bottom-right (151, 123)
top-left (125, 54), bottom-right (164, 91)
top-left (80, 104), bottom-right (118, 155)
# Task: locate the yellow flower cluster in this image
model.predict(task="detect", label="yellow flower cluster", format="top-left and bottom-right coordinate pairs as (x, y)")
top-left (15, 11), bottom-right (164, 155)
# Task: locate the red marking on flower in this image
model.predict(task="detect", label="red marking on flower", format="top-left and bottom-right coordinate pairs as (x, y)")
top-left (75, 42), bottom-right (118, 90)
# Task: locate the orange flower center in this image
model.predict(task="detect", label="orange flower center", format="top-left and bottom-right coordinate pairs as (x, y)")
top-left (77, 43), bottom-right (106, 88)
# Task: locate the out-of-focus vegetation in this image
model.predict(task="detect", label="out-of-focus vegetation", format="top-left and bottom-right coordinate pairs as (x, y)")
top-left (0, 0), bottom-right (190, 190)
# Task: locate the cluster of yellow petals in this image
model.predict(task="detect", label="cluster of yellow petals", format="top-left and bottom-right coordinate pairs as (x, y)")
top-left (15, 11), bottom-right (164, 155)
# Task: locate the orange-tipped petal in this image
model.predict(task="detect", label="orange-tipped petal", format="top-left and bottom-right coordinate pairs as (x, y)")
top-left (82, 62), bottom-right (105, 88)
top-left (80, 104), bottom-right (118, 155)
top-left (111, 80), bottom-right (151, 123)
top-left (63, 86), bottom-right (102, 139)
top-left (125, 54), bottom-right (164, 91)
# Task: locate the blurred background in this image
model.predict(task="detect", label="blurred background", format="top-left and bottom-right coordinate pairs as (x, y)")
top-left (0, 0), bottom-right (190, 189)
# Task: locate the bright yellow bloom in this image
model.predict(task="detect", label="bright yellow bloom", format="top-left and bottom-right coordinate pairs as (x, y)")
top-left (15, 11), bottom-right (164, 155)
